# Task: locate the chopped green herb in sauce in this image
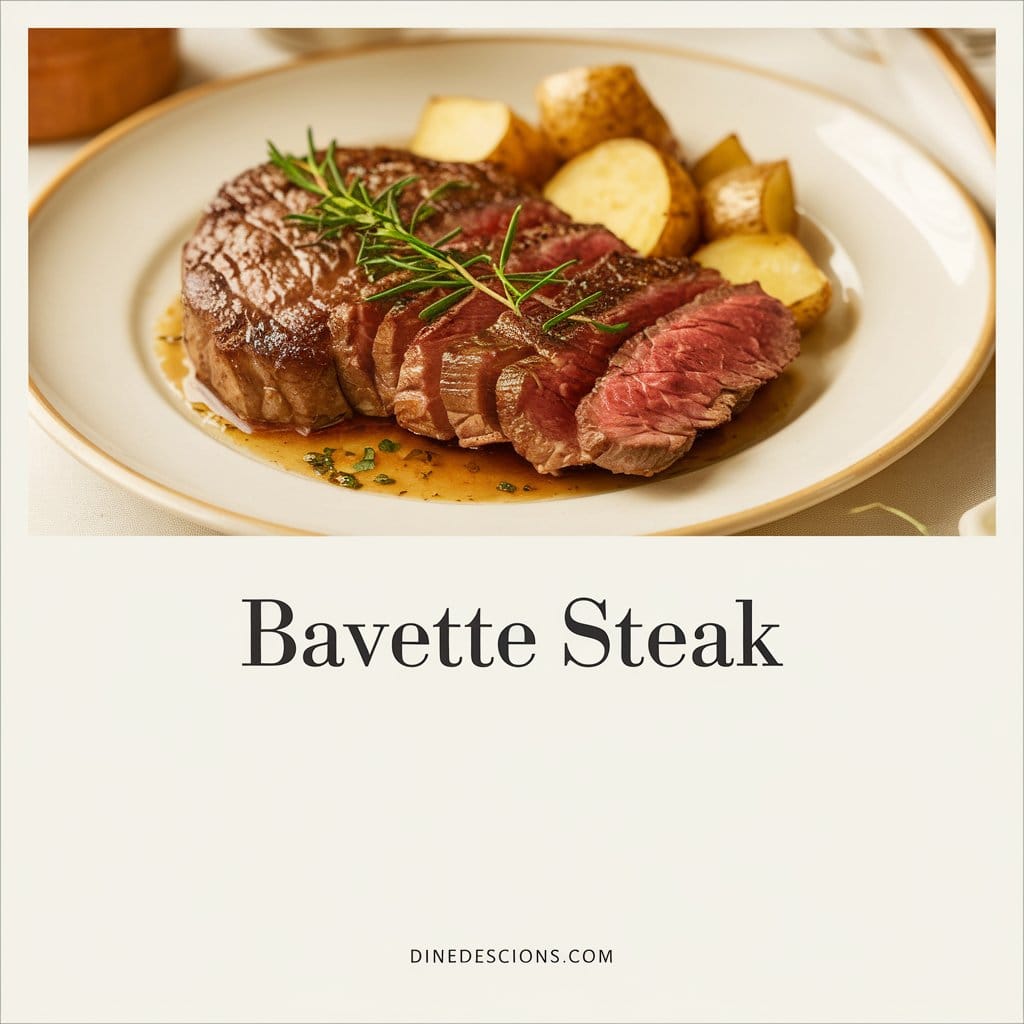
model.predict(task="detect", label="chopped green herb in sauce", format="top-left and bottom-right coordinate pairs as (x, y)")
top-left (373, 474), bottom-right (396, 485)
top-left (378, 438), bottom-right (401, 453)
top-left (497, 481), bottom-right (517, 493)
top-left (303, 448), bottom-right (337, 475)
top-left (337, 473), bottom-right (362, 489)
top-left (351, 446), bottom-right (376, 472)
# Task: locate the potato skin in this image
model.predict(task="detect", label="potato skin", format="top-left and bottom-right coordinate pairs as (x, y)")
top-left (699, 161), bottom-right (795, 240)
top-left (411, 96), bottom-right (557, 186)
top-left (651, 152), bottom-right (700, 256)
top-left (691, 133), bottom-right (752, 188)
top-left (786, 279), bottom-right (833, 332)
top-left (536, 64), bottom-right (682, 162)
top-left (693, 232), bottom-right (832, 331)
top-left (543, 138), bottom-right (699, 257)
top-left (490, 110), bottom-right (558, 185)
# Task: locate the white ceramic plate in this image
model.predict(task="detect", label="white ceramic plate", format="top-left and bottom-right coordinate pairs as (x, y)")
top-left (29, 36), bottom-right (994, 535)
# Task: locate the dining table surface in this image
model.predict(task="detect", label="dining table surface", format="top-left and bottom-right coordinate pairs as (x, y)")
top-left (26, 26), bottom-right (997, 536)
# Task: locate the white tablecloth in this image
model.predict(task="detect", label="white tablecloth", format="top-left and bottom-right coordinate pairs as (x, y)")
top-left (28, 27), bottom-right (996, 536)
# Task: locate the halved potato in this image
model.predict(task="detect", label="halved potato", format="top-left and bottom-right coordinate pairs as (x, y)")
top-left (543, 138), bottom-right (699, 257)
top-left (691, 133), bottom-right (752, 188)
top-left (693, 232), bottom-right (832, 331)
top-left (410, 96), bottom-right (557, 185)
top-left (699, 161), bottom-right (795, 240)
top-left (536, 64), bottom-right (683, 163)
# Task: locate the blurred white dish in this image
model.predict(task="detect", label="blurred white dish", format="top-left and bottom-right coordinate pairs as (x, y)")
top-left (958, 496), bottom-right (996, 536)
top-left (261, 29), bottom-right (403, 53)
top-left (29, 36), bottom-right (994, 535)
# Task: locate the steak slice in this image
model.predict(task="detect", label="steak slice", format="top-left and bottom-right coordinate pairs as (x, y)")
top-left (392, 223), bottom-right (626, 439)
top-left (494, 255), bottom-right (725, 473)
top-left (371, 215), bottom-right (579, 413)
top-left (181, 148), bottom-right (552, 429)
top-left (371, 290), bottom-right (435, 411)
top-left (575, 283), bottom-right (800, 476)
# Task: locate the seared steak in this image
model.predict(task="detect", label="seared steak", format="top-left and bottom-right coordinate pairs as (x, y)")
top-left (494, 255), bottom-right (725, 473)
top-left (182, 147), bottom-right (803, 476)
top-left (576, 283), bottom-right (800, 475)
top-left (182, 160), bottom-right (357, 431)
top-left (338, 200), bottom-right (570, 417)
top-left (181, 148), bottom-right (560, 430)
top-left (392, 223), bottom-right (625, 439)
top-left (372, 222), bottom-right (607, 415)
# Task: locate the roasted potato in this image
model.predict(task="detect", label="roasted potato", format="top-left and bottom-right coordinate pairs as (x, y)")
top-left (699, 161), bottom-right (795, 240)
top-left (410, 96), bottom-right (557, 185)
top-left (536, 64), bottom-right (683, 163)
top-left (691, 133), bottom-right (752, 188)
top-left (543, 138), bottom-right (700, 257)
top-left (693, 232), bottom-right (832, 331)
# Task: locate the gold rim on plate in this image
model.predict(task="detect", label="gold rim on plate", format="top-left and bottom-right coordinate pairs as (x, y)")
top-left (916, 28), bottom-right (995, 152)
top-left (28, 34), bottom-right (996, 536)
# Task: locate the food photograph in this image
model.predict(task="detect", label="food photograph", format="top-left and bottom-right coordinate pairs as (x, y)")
top-left (27, 27), bottom-right (996, 535)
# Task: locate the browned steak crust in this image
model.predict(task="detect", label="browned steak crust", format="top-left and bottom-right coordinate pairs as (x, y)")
top-left (181, 148), bottom-right (555, 431)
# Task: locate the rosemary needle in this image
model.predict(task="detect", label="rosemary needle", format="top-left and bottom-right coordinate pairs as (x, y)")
top-left (267, 131), bottom-right (628, 336)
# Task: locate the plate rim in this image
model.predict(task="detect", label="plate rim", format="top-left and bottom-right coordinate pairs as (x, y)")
top-left (27, 32), bottom-right (996, 536)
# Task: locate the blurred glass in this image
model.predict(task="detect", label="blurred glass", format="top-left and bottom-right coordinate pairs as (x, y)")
top-left (817, 28), bottom-right (883, 63)
top-left (944, 28), bottom-right (995, 60)
top-left (261, 29), bottom-right (404, 53)
top-left (819, 27), bottom-right (995, 66)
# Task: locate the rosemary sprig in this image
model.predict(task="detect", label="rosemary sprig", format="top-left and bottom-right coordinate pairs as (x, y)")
top-left (267, 131), bottom-right (628, 335)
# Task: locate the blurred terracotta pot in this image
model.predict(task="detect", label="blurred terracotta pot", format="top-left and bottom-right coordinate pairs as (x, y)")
top-left (29, 29), bottom-right (179, 142)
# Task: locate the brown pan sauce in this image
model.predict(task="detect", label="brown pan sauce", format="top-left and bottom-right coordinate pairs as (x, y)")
top-left (155, 298), bottom-right (798, 504)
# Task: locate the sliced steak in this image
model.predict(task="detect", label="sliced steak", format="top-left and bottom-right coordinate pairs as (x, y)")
top-left (439, 323), bottom-right (541, 447)
top-left (181, 148), bottom-right (555, 429)
top-left (290, 148), bottom-right (566, 418)
top-left (576, 283), bottom-right (800, 476)
top-left (372, 290), bottom-right (435, 411)
top-left (371, 217), bottom-right (586, 413)
top-left (392, 224), bottom-right (626, 439)
top-left (494, 255), bottom-right (725, 473)
top-left (182, 147), bottom-right (803, 473)
top-left (326, 277), bottom-right (395, 416)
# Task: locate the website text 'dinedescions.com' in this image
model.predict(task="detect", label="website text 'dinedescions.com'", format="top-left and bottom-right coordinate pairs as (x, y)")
top-left (411, 947), bottom-right (613, 966)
